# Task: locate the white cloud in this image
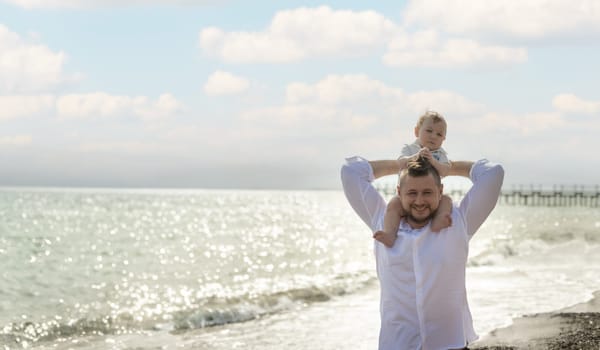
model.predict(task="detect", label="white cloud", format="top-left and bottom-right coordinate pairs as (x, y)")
top-left (199, 6), bottom-right (398, 63)
top-left (383, 31), bottom-right (527, 67)
top-left (204, 70), bottom-right (250, 96)
top-left (0, 25), bottom-right (73, 93)
top-left (0, 92), bottom-right (183, 121)
top-left (284, 74), bottom-right (483, 114)
top-left (442, 108), bottom-right (600, 186)
top-left (404, 90), bottom-right (485, 116)
top-left (241, 74), bottom-right (483, 141)
top-left (402, 0), bottom-right (600, 40)
top-left (285, 74), bottom-right (402, 105)
top-left (56, 92), bottom-right (183, 120)
top-left (134, 93), bottom-right (184, 120)
top-left (57, 93), bottom-right (134, 119)
top-left (199, 6), bottom-right (528, 68)
top-left (0, 134), bottom-right (32, 146)
top-left (0, 95), bottom-right (55, 120)
top-left (552, 93), bottom-right (600, 114)
top-left (467, 111), bottom-right (567, 135)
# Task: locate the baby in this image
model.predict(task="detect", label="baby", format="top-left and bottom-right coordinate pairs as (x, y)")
top-left (373, 111), bottom-right (453, 247)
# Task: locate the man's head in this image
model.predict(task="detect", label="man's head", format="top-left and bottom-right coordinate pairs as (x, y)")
top-left (397, 156), bottom-right (443, 228)
top-left (415, 110), bottom-right (447, 151)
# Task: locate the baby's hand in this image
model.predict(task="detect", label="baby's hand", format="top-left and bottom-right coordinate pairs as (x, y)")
top-left (418, 147), bottom-right (433, 161)
top-left (373, 230), bottom-right (397, 247)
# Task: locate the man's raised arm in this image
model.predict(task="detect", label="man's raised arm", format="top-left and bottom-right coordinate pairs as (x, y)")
top-left (447, 161), bottom-right (475, 178)
top-left (341, 157), bottom-right (408, 232)
top-left (369, 157), bottom-right (410, 179)
top-left (453, 159), bottom-right (504, 237)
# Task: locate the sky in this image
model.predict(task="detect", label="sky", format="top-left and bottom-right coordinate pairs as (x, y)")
top-left (0, 0), bottom-right (599, 190)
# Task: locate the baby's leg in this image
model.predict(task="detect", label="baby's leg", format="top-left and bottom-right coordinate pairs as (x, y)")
top-left (431, 194), bottom-right (453, 232)
top-left (373, 196), bottom-right (405, 247)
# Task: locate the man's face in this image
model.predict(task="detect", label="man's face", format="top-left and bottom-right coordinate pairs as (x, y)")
top-left (397, 173), bottom-right (443, 228)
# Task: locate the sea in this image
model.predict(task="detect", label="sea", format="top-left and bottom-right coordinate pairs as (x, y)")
top-left (1, 187), bottom-right (599, 349)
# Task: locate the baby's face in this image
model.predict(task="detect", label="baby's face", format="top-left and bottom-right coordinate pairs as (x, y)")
top-left (416, 119), bottom-right (446, 150)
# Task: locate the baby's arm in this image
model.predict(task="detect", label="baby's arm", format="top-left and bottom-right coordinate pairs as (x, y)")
top-left (373, 196), bottom-right (405, 247)
top-left (431, 194), bottom-right (453, 232)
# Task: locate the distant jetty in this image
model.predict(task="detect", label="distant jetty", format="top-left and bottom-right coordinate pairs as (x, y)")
top-left (376, 184), bottom-right (600, 207)
top-left (497, 185), bottom-right (600, 207)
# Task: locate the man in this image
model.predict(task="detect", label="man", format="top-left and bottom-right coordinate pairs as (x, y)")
top-left (341, 154), bottom-right (504, 350)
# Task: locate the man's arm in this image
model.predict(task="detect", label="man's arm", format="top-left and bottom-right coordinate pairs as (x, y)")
top-left (455, 160), bottom-right (504, 237)
top-left (369, 157), bottom-right (409, 179)
top-left (434, 162), bottom-right (451, 178)
top-left (341, 157), bottom-right (407, 232)
top-left (447, 161), bottom-right (474, 177)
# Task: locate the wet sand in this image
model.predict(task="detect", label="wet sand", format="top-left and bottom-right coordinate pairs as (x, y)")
top-left (472, 291), bottom-right (600, 349)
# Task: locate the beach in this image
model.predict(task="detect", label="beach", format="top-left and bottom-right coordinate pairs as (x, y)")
top-left (472, 291), bottom-right (600, 350)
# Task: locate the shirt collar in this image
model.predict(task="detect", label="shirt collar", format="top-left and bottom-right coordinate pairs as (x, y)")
top-left (399, 220), bottom-right (430, 235)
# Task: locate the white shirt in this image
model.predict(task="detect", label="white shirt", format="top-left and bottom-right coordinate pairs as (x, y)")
top-left (341, 157), bottom-right (504, 350)
top-left (401, 141), bottom-right (449, 164)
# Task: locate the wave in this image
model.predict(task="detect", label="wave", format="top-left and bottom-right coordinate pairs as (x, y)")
top-left (468, 243), bottom-right (517, 267)
top-left (171, 282), bottom-right (366, 331)
top-left (0, 272), bottom-right (377, 346)
top-left (468, 235), bottom-right (600, 267)
top-left (0, 316), bottom-right (136, 347)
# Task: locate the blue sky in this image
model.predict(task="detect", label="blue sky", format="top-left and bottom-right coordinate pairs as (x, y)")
top-left (1, 0), bottom-right (599, 189)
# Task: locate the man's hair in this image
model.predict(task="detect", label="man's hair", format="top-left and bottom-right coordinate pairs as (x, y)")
top-left (399, 156), bottom-right (442, 186)
top-left (417, 110), bottom-right (446, 128)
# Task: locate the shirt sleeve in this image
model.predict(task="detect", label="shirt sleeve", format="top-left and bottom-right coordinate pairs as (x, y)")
top-left (340, 156), bottom-right (387, 232)
top-left (458, 159), bottom-right (504, 237)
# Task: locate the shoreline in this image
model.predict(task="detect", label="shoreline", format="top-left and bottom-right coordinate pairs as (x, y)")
top-left (22, 288), bottom-right (600, 350)
top-left (472, 290), bottom-right (600, 349)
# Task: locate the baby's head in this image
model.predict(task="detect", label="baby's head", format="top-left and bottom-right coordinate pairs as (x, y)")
top-left (415, 110), bottom-right (447, 151)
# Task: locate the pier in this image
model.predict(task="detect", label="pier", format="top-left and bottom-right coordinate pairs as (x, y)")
top-left (376, 184), bottom-right (600, 207)
top-left (497, 185), bottom-right (600, 207)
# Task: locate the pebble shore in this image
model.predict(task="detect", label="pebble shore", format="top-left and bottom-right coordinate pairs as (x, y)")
top-left (472, 291), bottom-right (600, 349)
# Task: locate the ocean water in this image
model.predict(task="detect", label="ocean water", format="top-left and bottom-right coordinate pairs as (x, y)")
top-left (0, 188), bottom-right (599, 349)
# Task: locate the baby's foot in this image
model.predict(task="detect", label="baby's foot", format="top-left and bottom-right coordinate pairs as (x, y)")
top-left (431, 214), bottom-right (452, 232)
top-left (373, 231), bottom-right (397, 247)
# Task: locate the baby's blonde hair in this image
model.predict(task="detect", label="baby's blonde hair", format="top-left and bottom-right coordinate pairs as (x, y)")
top-left (417, 110), bottom-right (446, 128)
